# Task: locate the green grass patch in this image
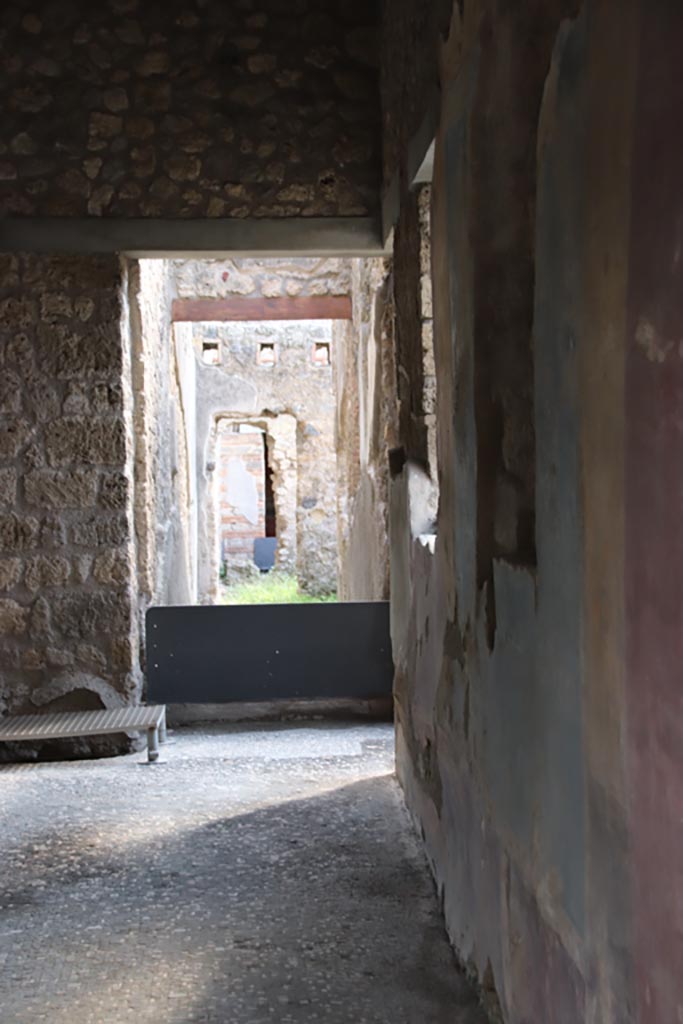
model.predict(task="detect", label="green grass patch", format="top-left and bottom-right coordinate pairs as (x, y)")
top-left (222, 572), bottom-right (337, 606)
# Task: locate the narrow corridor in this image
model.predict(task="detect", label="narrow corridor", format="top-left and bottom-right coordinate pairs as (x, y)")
top-left (0, 724), bottom-right (487, 1024)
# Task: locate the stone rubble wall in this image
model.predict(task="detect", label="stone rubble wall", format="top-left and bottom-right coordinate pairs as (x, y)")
top-left (128, 259), bottom-right (195, 615)
top-left (393, 183), bottom-right (436, 489)
top-left (333, 257), bottom-right (397, 601)
top-left (0, 0), bottom-right (380, 220)
top-left (0, 253), bottom-right (139, 721)
top-left (379, 0), bottom-right (452, 196)
top-left (173, 257), bottom-right (352, 300)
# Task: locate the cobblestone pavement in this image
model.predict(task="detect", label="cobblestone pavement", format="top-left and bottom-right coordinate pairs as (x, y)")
top-left (0, 723), bottom-right (488, 1024)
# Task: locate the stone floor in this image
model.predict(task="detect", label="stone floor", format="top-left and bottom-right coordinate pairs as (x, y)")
top-left (0, 722), bottom-right (488, 1024)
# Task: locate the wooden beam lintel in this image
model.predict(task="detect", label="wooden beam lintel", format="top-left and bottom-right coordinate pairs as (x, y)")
top-left (172, 295), bottom-right (353, 322)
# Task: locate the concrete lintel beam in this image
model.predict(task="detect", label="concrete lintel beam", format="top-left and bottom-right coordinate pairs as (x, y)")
top-left (0, 216), bottom-right (387, 258)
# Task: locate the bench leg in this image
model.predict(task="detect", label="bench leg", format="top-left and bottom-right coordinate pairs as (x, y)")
top-left (147, 726), bottom-right (160, 763)
top-left (159, 711), bottom-right (168, 745)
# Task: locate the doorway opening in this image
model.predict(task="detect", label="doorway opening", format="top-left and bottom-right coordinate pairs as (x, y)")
top-left (264, 431), bottom-right (277, 540)
top-left (128, 255), bottom-right (398, 617)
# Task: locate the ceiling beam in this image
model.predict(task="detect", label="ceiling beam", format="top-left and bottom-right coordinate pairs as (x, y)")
top-left (172, 295), bottom-right (353, 322)
top-left (0, 216), bottom-right (386, 257)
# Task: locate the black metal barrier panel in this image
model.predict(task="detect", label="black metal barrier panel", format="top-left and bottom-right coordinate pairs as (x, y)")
top-left (146, 602), bottom-right (394, 703)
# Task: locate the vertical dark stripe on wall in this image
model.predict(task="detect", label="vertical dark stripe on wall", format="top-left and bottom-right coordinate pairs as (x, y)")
top-left (533, 13), bottom-right (587, 942)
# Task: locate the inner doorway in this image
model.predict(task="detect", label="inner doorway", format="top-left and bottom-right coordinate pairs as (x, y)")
top-left (190, 313), bottom-right (341, 606)
top-left (217, 422), bottom-right (276, 578)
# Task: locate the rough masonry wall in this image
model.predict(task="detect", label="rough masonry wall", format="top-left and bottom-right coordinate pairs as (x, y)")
top-left (334, 257), bottom-right (397, 601)
top-left (382, 2), bottom-right (683, 1023)
top-left (393, 184), bottom-right (436, 482)
top-left (0, 0), bottom-right (380, 219)
top-left (379, 0), bottom-right (452, 193)
top-left (173, 257), bottom-right (351, 301)
top-left (128, 259), bottom-right (194, 619)
top-left (0, 253), bottom-right (139, 734)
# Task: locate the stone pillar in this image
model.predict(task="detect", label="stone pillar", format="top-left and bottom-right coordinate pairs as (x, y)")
top-left (0, 254), bottom-right (140, 726)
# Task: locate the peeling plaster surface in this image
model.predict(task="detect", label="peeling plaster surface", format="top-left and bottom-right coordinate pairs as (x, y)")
top-left (380, 1), bottom-right (682, 1022)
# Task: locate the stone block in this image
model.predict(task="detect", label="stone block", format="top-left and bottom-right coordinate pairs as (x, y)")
top-left (40, 515), bottom-right (67, 548)
top-left (71, 554), bottom-right (93, 584)
top-left (93, 331), bottom-right (124, 376)
top-left (92, 383), bottom-right (123, 414)
top-left (166, 154), bottom-right (201, 182)
top-left (71, 515), bottom-right (128, 548)
top-left (0, 468), bottom-right (17, 507)
top-left (0, 514), bottom-right (39, 552)
top-left (24, 555), bottom-right (71, 593)
top-left (62, 382), bottom-right (90, 415)
top-left (24, 469), bottom-right (99, 508)
top-left (126, 116), bottom-right (155, 140)
top-left (110, 635), bottom-right (136, 671)
top-left (51, 591), bottom-right (131, 641)
top-left (88, 186), bottom-right (114, 216)
top-left (0, 419), bottom-right (32, 460)
top-left (40, 292), bottom-right (72, 320)
top-left (76, 643), bottom-right (107, 673)
top-left (103, 87), bottom-right (129, 113)
top-left (45, 417), bottom-right (126, 467)
top-left (0, 599), bottom-right (28, 635)
top-left (0, 558), bottom-right (22, 590)
top-left (5, 332), bottom-right (33, 371)
top-left (0, 298), bottom-right (36, 330)
top-left (21, 648), bottom-right (45, 670)
top-left (99, 472), bottom-right (128, 509)
top-left (0, 645), bottom-right (22, 671)
top-left (29, 596), bottom-right (52, 639)
top-left (0, 254), bottom-right (20, 285)
top-left (75, 297), bottom-right (95, 321)
top-left (46, 647), bottom-right (75, 668)
top-left (25, 374), bottom-right (61, 423)
top-left (89, 112), bottom-right (122, 140)
top-left (92, 548), bottom-right (129, 586)
top-left (0, 371), bottom-right (22, 414)
top-left (23, 443), bottom-right (44, 470)
top-left (54, 325), bottom-right (122, 380)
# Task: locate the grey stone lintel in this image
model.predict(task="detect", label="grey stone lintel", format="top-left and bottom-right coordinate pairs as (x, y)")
top-left (0, 216), bottom-right (387, 258)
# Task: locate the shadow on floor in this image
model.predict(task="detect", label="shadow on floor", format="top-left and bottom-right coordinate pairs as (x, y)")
top-left (0, 738), bottom-right (488, 1023)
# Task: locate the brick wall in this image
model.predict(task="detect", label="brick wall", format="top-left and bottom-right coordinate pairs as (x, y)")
top-left (217, 428), bottom-right (265, 568)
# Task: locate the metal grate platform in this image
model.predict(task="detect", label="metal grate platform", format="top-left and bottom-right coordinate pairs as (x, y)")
top-left (0, 706), bottom-right (167, 762)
